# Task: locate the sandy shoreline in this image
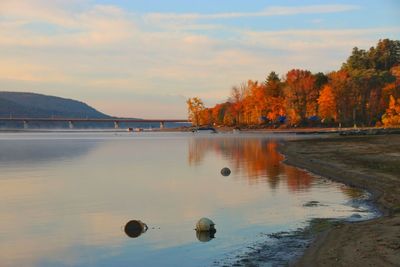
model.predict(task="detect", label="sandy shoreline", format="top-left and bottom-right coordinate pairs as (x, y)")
top-left (279, 135), bottom-right (400, 266)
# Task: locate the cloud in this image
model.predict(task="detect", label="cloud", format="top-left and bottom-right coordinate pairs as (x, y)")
top-left (145, 4), bottom-right (360, 22)
top-left (0, 1), bottom-right (136, 47)
top-left (0, 0), bottom-right (80, 28)
top-left (240, 28), bottom-right (400, 50)
top-left (0, 1), bottom-right (398, 117)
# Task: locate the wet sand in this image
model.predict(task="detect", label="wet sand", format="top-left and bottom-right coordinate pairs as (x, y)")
top-left (279, 135), bottom-right (400, 267)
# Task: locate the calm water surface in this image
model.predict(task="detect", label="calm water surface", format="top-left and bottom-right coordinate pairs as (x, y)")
top-left (0, 132), bottom-right (375, 267)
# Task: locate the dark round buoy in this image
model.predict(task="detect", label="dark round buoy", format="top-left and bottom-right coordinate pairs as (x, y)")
top-left (220, 167), bottom-right (231, 176)
top-left (124, 220), bottom-right (148, 238)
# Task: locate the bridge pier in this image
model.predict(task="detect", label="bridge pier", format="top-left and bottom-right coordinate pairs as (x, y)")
top-left (68, 121), bottom-right (74, 129)
top-left (160, 121), bottom-right (165, 129)
top-left (114, 121), bottom-right (120, 129)
top-left (23, 120), bottom-right (28, 129)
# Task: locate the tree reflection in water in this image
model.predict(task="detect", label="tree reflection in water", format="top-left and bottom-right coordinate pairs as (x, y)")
top-left (188, 137), bottom-right (314, 191)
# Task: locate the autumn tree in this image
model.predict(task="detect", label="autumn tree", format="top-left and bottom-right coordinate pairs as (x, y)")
top-left (347, 69), bottom-right (383, 125)
top-left (318, 85), bottom-right (337, 121)
top-left (241, 80), bottom-right (267, 124)
top-left (312, 72), bottom-right (329, 115)
top-left (328, 70), bottom-right (352, 125)
top-left (187, 38), bottom-right (399, 128)
top-left (382, 95), bottom-right (400, 126)
top-left (199, 108), bottom-right (212, 126)
top-left (228, 84), bottom-right (246, 125)
top-left (250, 80), bottom-right (269, 124)
top-left (264, 71), bottom-right (285, 122)
top-left (223, 104), bottom-right (235, 126)
top-left (186, 97), bottom-right (205, 126)
top-left (284, 69), bottom-right (316, 125)
top-left (211, 103), bottom-right (228, 125)
top-left (382, 66), bottom-right (400, 110)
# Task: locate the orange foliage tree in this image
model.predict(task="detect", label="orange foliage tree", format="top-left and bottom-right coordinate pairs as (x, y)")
top-left (228, 84), bottom-right (246, 124)
top-left (318, 85), bottom-right (337, 121)
top-left (284, 69), bottom-right (316, 125)
top-left (199, 108), bottom-right (212, 126)
top-left (382, 95), bottom-right (400, 126)
top-left (264, 71), bottom-right (285, 122)
top-left (186, 39), bottom-right (399, 128)
top-left (328, 70), bottom-right (352, 125)
top-left (241, 80), bottom-right (266, 124)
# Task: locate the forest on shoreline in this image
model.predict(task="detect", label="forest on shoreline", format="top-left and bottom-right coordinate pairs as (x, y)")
top-left (187, 39), bottom-right (400, 128)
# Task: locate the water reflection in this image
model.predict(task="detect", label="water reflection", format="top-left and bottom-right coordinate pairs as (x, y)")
top-left (0, 139), bottom-right (96, 166)
top-left (196, 230), bottom-right (216, 242)
top-left (0, 133), bottom-right (375, 267)
top-left (188, 137), bottom-right (314, 192)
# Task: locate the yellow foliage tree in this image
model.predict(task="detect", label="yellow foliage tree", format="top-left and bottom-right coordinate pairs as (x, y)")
top-left (186, 97), bottom-right (205, 126)
top-left (382, 95), bottom-right (400, 127)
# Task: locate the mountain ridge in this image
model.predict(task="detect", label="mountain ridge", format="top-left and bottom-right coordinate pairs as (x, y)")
top-left (0, 91), bottom-right (111, 119)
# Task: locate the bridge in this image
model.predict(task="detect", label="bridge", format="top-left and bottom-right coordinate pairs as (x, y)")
top-left (0, 117), bottom-right (190, 129)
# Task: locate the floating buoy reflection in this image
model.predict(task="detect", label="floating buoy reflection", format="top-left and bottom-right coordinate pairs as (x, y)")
top-left (196, 229), bottom-right (216, 242)
top-left (124, 220), bottom-right (148, 238)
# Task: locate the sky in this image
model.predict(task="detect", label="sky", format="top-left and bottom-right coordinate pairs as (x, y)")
top-left (0, 0), bottom-right (399, 118)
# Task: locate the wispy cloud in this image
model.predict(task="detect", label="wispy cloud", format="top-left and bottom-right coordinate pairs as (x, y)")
top-left (145, 4), bottom-right (359, 21)
top-left (1, 1), bottom-right (398, 117)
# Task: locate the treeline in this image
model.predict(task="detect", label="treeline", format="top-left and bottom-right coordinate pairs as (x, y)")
top-left (187, 39), bottom-right (400, 127)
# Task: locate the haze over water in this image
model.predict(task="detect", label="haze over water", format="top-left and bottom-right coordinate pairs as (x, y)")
top-left (0, 132), bottom-right (374, 266)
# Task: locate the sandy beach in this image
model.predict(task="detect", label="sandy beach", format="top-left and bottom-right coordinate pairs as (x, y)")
top-left (279, 134), bottom-right (400, 266)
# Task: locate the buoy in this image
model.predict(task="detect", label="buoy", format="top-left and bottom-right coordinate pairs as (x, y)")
top-left (195, 217), bottom-right (216, 232)
top-left (124, 220), bottom-right (148, 238)
top-left (220, 167), bottom-right (231, 176)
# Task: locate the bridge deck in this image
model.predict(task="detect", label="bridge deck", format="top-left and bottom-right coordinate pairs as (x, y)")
top-left (0, 118), bottom-right (189, 123)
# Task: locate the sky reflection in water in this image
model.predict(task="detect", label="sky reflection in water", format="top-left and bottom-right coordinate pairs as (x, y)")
top-left (0, 132), bottom-right (373, 267)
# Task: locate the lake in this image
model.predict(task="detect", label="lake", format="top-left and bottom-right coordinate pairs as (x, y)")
top-left (0, 132), bottom-right (376, 267)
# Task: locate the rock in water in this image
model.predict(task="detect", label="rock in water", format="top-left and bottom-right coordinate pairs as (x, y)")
top-left (220, 167), bottom-right (231, 176)
top-left (195, 217), bottom-right (215, 232)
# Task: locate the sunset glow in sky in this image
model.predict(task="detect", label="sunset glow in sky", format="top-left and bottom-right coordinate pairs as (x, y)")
top-left (1, 0), bottom-right (399, 118)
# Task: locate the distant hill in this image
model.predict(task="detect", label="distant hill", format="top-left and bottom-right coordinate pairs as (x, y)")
top-left (0, 91), bottom-right (188, 129)
top-left (0, 92), bottom-right (110, 118)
